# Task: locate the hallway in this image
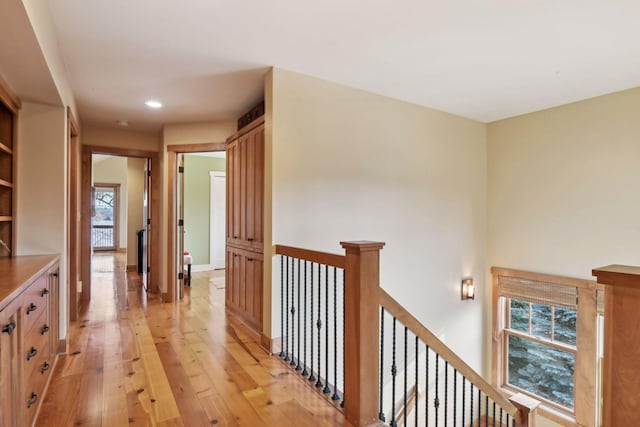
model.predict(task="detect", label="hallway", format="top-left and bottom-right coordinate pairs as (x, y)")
top-left (36, 253), bottom-right (352, 427)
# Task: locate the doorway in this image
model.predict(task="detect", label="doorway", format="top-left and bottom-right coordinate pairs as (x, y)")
top-left (80, 146), bottom-right (160, 307)
top-left (166, 143), bottom-right (226, 302)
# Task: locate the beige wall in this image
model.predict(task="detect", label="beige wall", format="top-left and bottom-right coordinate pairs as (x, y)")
top-left (82, 125), bottom-right (160, 152)
top-left (16, 102), bottom-right (68, 338)
top-left (93, 156), bottom-right (128, 250)
top-left (487, 87), bottom-right (640, 427)
top-left (158, 121), bottom-right (235, 293)
top-left (127, 158), bottom-right (146, 267)
top-left (270, 68), bottom-right (488, 369)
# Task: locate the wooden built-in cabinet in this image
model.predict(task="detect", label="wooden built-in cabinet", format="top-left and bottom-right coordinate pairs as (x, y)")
top-left (0, 75), bottom-right (19, 257)
top-left (0, 255), bottom-right (60, 427)
top-left (226, 116), bottom-right (265, 331)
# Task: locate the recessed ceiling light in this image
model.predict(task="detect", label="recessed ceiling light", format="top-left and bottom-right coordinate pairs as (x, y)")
top-left (117, 120), bottom-right (129, 127)
top-left (145, 100), bottom-right (163, 109)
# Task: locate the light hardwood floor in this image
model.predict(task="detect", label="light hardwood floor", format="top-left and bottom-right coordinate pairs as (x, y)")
top-left (36, 253), bottom-right (352, 427)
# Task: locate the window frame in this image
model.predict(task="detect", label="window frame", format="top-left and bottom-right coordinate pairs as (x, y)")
top-left (491, 267), bottom-right (602, 427)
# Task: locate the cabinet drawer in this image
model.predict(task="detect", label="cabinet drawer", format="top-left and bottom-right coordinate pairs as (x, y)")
top-left (23, 319), bottom-right (51, 379)
top-left (24, 361), bottom-right (50, 427)
top-left (23, 284), bottom-right (49, 336)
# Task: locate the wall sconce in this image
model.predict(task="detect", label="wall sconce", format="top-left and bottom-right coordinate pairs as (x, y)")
top-left (461, 278), bottom-right (475, 300)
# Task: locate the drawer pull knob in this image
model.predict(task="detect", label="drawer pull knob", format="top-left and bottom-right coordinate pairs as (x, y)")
top-left (233, 235), bottom-right (238, 239)
top-left (27, 393), bottom-right (38, 408)
top-left (2, 321), bottom-right (16, 335)
top-left (247, 258), bottom-right (254, 262)
top-left (41, 288), bottom-right (49, 297)
top-left (41, 324), bottom-right (50, 335)
top-left (27, 303), bottom-right (37, 314)
top-left (52, 272), bottom-right (59, 278)
top-left (247, 237), bottom-right (254, 241)
top-left (41, 362), bottom-right (50, 374)
top-left (27, 347), bottom-right (38, 361)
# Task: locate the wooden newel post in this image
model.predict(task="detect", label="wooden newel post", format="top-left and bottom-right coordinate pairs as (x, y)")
top-left (592, 264), bottom-right (640, 427)
top-left (509, 393), bottom-right (539, 427)
top-left (341, 241), bottom-right (385, 427)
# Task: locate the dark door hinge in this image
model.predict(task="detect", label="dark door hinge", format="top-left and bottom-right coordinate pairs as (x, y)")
top-left (147, 266), bottom-right (151, 273)
top-left (178, 219), bottom-right (184, 226)
top-left (147, 218), bottom-right (151, 225)
top-left (178, 166), bottom-right (184, 173)
top-left (178, 272), bottom-right (184, 280)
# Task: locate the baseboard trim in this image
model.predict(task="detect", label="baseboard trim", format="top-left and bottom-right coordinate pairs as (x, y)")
top-left (57, 338), bottom-right (67, 354)
top-left (126, 265), bottom-right (137, 272)
top-left (260, 333), bottom-right (273, 354)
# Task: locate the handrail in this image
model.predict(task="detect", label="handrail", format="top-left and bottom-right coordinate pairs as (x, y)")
top-left (379, 289), bottom-right (519, 419)
top-left (274, 244), bottom-right (346, 269)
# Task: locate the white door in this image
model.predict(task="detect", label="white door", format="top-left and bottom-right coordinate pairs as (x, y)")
top-left (210, 171), bottom-right (226, 269)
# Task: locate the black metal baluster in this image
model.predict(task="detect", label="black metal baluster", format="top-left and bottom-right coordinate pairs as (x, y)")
top-left (453, 369), bottom-right (457, 427)
top-left (315, 264), bottom-right (323, 388)
top-left (477, 389), bottom-right (481, 427)
top-left (470, 384), bottom-right (474, 427)
top-left (290, 258), bottom-right (296, 367)
top-left (302, 261), bottom-right (308, 376)
top-left (285, 257), bottom-right (290, 362)
top-left (462, 377), bottom-right (466, 427)
top-left (332, 267), bottom-right (340, 401)
top-left (296, 259), bottom-right (301, 370)
top-left (390, 317), bottom-right (398, 427)
top-left (426, 345), bottom-right (429, 426)
top-left (500, 407), bottom-right (503, 427)
top-left (506, 414), bottom-right (510, 427)
top-left (493, 402), bottom-right (496, 427)
top-left (513, 418), bottom-right (516, 427)
top-left (444, 362), bottom-right (448, 426)
top-left (279, 256), bottom-right (285, 357)
top-left (379, 308), bottom-right (386, 422)
top-left (435, 354), bottom-right (439, 427)
top-left (341, 269), bottom-right (345, 408)
top-left (485, 395), bottom-right (488, 427)
top-left (415, 336), bottom-right (418, 427)
top-left (309, 263), bottom-right (316, 382)
top-left (403, 327), bottom-right (408, 427)
top-left (323, 265), bottom-right (331, 394)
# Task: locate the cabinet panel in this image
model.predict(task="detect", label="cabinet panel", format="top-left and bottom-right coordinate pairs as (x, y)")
top-left (0, 296), bottom-right (22, 427)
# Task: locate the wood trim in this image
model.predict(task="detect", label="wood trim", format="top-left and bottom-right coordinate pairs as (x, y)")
top-left (0, 178), bottom-right (13, 188)
top-left (80, 150), bottom-right (92, 300)
top-left (274, 244), bottom-right (346, 269)
top-left (0, 72), bottom-right (20, 113)
top-left (225, 116), bottom-right (265, 143)
top-left (259, 333), bottom-right (272, 353)
top-left (380, 288), bottom-right (519, 418)
top-left (491, 266), bottom-right (597, 290)
top-left (575, 286), bottom-right (597, 427)
top-left (57, 338), bottom-right (67, 354)
top-left (67, 107), bottom-right (80, 321)
top-left (83, 144), bottom-right (157, 159)
top-left (0, 142), bottom-right (12, 155)
top-left (166, 142), bottom-right (226, 152)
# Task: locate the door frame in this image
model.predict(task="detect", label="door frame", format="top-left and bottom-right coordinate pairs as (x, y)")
top-left (66, 108), bottom-right (80, 325)
top-left (166, 142), bottom-right (226, 302)
top-left (81, 145), bottom-right (160, 301)
top-left (209, 171), bottom-right (226, 269)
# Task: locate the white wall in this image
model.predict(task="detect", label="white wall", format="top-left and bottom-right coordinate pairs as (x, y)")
top-left (16, 102), bottom-right (68, 338)
top-left (93, 156), bottom-right (128, 250)
top-left (127, 158), bottom-right (146, 267)
top-left (270, 68), bottom-right (487, 369)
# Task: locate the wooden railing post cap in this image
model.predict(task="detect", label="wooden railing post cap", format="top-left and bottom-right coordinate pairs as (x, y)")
top-left (340, 241), bottom-right (385, 252)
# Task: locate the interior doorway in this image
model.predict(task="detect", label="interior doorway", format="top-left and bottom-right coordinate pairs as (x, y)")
top-left (167, 143), bottom-right (226, 302)
top-left (80, 146), bottom-right (160, 308)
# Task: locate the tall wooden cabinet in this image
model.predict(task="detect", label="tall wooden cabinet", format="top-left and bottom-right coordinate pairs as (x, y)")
top-left (0, 77), bottom-right (19, 257)
top-left (226, 116), bottom-right (265, 332)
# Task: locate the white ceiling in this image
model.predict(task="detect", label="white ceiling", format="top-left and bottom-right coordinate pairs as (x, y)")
top-left (46, 0), bottom-right (640, 130)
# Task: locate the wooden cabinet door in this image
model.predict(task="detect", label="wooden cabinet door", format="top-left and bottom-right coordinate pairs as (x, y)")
top-left (226, 140), bottom-right (240, 245)
top-left (0, 297), bottom-right (21, 427)
top-left (48, 265), bottom-right (59, 356)
top-left (238, 133), bottom-right (249, 245)
top-left (246, 255), bottom-right (263, 330)
top-left (247, 126), bottom-right (264, 251)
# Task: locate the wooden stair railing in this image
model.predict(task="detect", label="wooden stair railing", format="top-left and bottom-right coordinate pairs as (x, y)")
top-left (274, 241), bottom-right (536, 427)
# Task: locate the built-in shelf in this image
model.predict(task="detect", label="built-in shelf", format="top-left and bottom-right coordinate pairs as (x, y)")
top-left (0, 216), bottom-right (12, 222)
top-left (0, 179), bottom-right (12, 188)
top-left (0, 142), bottom-right (11, 155)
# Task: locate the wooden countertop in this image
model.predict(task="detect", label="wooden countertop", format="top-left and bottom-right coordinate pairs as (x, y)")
top-left (0, 255), bottom-right (59, 311)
